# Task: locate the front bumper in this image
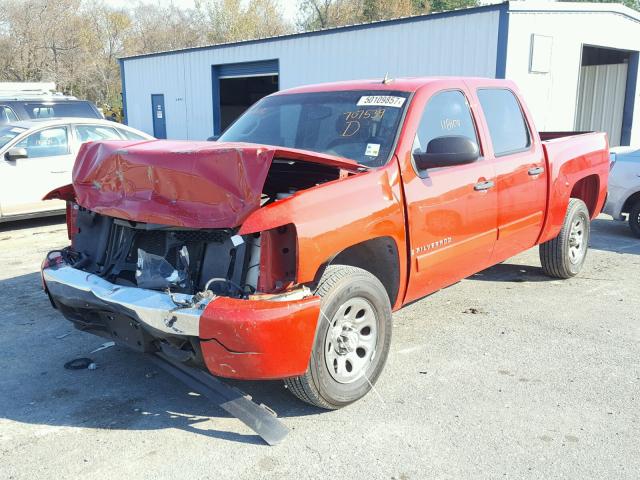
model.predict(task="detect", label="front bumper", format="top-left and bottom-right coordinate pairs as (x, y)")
top-left (43, 266), bottom-right (204, 336)
top-left (43, 265), bottom-right (321, 380)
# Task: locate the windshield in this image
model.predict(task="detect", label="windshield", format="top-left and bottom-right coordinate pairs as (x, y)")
top-left (0, 126), bottom-right (27, 150)
top-left (24, 102), bottom-right (99, 119)
top-left (218, 90), bottom-right (410, 167)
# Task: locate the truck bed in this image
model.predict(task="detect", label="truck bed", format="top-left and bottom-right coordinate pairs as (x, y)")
top-left (538, 131), bottom-right (609, 244)
top-left (539, 131), bottom-right (593, 141)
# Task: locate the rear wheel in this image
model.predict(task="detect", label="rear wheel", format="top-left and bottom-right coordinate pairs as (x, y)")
top-left (539, 198), bottom-right (590, 279)
top-left (629, 200), bottom-right (640, 238)
top-left (284, 265), bottom-right (392, 409)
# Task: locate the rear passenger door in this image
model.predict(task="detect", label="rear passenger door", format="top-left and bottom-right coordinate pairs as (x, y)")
top-left (473, 88), bottom-right (548, 263)
top-left (0, 126), bottom-right (73, 216)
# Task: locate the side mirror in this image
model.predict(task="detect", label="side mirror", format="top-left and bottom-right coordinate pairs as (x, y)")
top-left (413, 135), bottom-right (479, 170)
top-left (5, 147), bottom-right (28, 162)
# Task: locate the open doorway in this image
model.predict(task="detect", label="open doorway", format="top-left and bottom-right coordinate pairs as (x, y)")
top-left (575, 45), bottom-right (637, 146)
top-left (212, 60), bottom-right (279, 136)
top-left (219, 75), bottom-right (278, 131)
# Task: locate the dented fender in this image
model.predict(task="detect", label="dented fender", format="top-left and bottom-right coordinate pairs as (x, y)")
top-left (238, 161), bottom-right (408, 308)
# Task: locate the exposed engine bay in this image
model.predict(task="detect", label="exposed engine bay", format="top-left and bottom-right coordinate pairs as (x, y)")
top-left (66, 208), bottom-right (256, 297)
top-left (56, 157), bottom-right (343, 300)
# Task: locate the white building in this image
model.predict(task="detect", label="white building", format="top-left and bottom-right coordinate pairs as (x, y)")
top-left (119, 1), bottom-right (640, 147)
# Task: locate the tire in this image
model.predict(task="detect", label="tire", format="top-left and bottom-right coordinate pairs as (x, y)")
top-left (539, 198), bottom-right (590, 279)
top-left (629, 200), bottom-right (640, 238)
top-left (284, 265), bottom-right (392, 409)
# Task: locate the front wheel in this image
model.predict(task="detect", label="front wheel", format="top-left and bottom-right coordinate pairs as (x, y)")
top-left (629, 200), bottom-right (640, 238)
top-left (284, 265), bottom-right (392, 409)
top-left (539, 198), bottom-right (590, 278)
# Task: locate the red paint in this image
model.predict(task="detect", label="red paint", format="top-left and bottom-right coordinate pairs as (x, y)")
top-left (199, 295), bottom-right (321, 380)
top-left (71, 140), bottom-right (359, 229)
top-left (42, 77), bottom-right (610, 382)
top-left (43, 183), bottom-right (75, 202)
top-left (257, 224), bottom-right (297, 293)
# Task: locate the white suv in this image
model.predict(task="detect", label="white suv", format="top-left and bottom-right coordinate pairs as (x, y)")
top-left (604, 147), bottom-right (640, 237)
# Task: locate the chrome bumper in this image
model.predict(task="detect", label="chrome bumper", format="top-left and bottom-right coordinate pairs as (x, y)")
top-left (43, 266), bottom-right (206, 336)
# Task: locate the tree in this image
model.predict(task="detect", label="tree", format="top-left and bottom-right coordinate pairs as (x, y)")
top-left (297, 0), bottom-right (478, 30)
top-left (568, 0), bottom-right (639, 11)
top-left (429, 0), bottom-right (476, 13)
top-left (195, 0), bottom-right (292, 44)
top-left (0, 0), bottom-right (294, 109)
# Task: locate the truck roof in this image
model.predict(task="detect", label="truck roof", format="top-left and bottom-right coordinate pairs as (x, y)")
top-left (276, 77), bottom-right (517, 95)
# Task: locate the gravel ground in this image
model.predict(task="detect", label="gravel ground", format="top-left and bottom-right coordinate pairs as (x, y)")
top-left (0, 215), bottom-right (638, 480)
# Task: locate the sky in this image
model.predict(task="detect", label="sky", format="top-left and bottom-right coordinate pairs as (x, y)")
top-left (103, 0), bottom-right (299, 22)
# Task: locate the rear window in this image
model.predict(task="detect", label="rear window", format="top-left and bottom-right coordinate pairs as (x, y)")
top-left (24, 101), bottom-right (99, 119)
top-left (117, 128), bottom-right (149, 141)
top-left (477, 89), bottom-right (530, 156)
top-left (75, 125), bottom-right (123, 142)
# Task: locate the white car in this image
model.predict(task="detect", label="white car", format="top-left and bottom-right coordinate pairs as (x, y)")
top-left (603, 146), bottom-right (640, 238)
top-left (0, 118), bottom-right (153, 222)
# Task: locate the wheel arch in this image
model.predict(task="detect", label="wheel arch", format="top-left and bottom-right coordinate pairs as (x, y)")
top-left (313, 236), bottom-right (401, 307)
top-left (621, 190), bottom-right (640, 215)
top-left (570, 174), bottom-right (600, 218)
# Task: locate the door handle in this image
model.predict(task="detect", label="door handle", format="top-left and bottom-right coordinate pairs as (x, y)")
top-left (474, 180), bottom-right (494, 191)
top-left (50, 170), bottom-right (67, 174)
top-left (528, 166), bottom-right (545, 176)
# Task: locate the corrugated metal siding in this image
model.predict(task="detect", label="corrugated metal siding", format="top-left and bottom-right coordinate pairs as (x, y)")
top-left (216, 59), bottom-right (279, 78)
top-left (505, 8), bottom-right (640, 146)
top-left (122, 8), bottom-right (501, 139)
top-left (575, 63), bottom-right (627, 147)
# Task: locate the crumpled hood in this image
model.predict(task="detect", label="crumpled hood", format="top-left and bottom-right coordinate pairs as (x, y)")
top-left (72, 140), bottom-right (358, 228)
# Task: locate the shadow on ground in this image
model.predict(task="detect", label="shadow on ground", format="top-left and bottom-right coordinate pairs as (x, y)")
top-left (0, 214), bottom-right (65, 233)
top-left (0, 271), bottom-right (322, 446)
top-left (589, 218), bottom-right (640, 255)
top-left (471, 217), bottom-right (639, 283)
top-left (470, 263), bottom-right (551, 283)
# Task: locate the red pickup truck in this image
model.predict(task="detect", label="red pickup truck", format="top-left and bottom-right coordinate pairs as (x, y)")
top-left (42, 78), bottom-right (608, 409)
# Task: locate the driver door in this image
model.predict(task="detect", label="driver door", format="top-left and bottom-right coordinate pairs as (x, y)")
top-left (400, 87), bottom-right (498, 304)
top-left (0, 126), bottom-right (73, 216)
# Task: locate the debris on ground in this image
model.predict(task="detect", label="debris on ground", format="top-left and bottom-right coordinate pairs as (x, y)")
top-left (90, 341), bottom-right (115, 353)
top-left (63, 358), bottom-right (94, 370)
top-left (87, 363), bottom-right (98, 370)
top-left (55, 333), bottom-right (71, 339)
top-left (463, 307), bottom-right (487, 314)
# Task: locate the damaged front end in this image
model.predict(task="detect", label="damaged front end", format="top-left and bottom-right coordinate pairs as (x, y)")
top-left (40, 140), bottom-right (357, 379)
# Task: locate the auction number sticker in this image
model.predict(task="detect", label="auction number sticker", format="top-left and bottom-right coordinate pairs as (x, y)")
top-left (357, 95), bottom-right (405, 108)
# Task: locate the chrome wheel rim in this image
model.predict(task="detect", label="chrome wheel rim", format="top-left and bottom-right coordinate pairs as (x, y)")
top-left (324, 297), bottom-right (378, 384)
top-left (568, 216), bottom-right (586, 264)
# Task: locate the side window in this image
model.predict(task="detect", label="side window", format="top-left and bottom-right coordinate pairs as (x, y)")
top-left (413, 90), bottom-right (479, 154)
top-left (75, 125), bottom-right (122, 142)
top-left (116, 128), bottom-right (148, 141)
top-left (0, 106), bottom-right (18, 124)
top-left (477, 89), bottom-right (530, 156)
top-left (14, 127), bottom-right (69, 158)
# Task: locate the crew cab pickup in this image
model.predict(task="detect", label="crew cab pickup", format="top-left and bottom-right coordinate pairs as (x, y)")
top-left (41, 78), bottom-right (609, 409)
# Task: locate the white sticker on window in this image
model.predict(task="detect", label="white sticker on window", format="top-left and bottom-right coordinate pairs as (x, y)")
top-left (357, 95), bottom-right (405, 108)
top-left (365, 143), bottom-right (380, 157)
